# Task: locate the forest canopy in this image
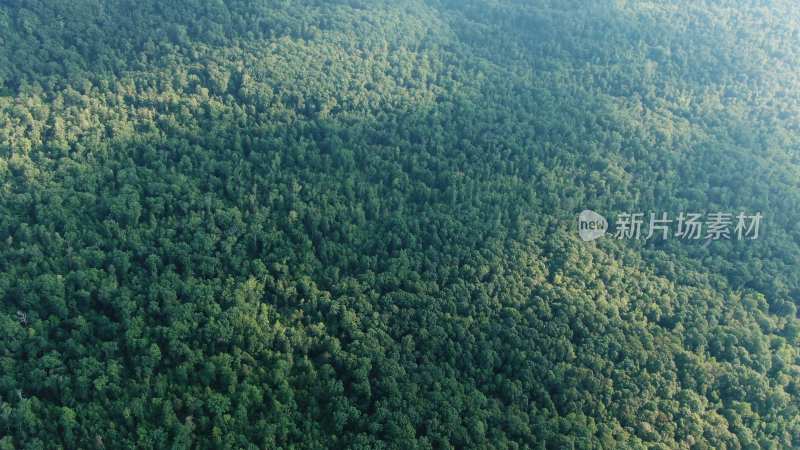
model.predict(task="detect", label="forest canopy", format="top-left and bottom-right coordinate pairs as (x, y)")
top-left (1, 0), bottom-right (799, 449)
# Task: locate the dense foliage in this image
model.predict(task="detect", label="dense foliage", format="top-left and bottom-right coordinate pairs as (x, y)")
top-left (1, 0), bottom-right (799, 448)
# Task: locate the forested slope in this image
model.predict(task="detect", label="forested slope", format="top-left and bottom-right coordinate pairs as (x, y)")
top-left (1, 0), bottom-right (799, 448)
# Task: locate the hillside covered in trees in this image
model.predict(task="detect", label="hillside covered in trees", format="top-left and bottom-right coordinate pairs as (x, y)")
top-left (1, 0), bottom-right (799, 448)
